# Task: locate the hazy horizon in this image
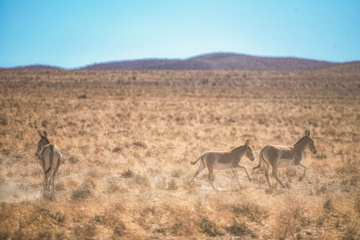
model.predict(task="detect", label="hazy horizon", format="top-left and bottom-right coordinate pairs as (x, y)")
top-left (2, 51), bottom-right (354, 70)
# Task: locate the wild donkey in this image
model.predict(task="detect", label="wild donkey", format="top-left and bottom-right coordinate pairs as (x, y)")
top-left (253, 130), bottom-right (317, 188)
top-left (191, 140), bottom-right (255, 190)
top-left (35, 130), bottom-right (62, 194)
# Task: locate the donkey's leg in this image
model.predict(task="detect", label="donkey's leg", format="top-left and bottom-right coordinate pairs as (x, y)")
top-left (207, 167), bottom-right (217, 191)
top-left (47, 167), bottom-right (55, 193)
top-left (51, 157), bottom-right (61, 192)
top-left (235, 165), bottom-right (252, 181)
top-left (50, 172), bottom-right (56, 192)
top-left (298, 163), bottom-right (312, 184)
top-left (263, 159), bottom-right (271, 188)
top-left (271, 167), bottom-right (286, 188)
top-left (44, 174), bottom-right (49, 191)
top-left (47, 173), bottom-right (54, 198)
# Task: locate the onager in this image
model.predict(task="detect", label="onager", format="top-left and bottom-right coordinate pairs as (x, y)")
top-left (191, 140), bottom-right (255, 190)
top-left (35, 130), bottom-right (62, 193)
top-left (253, 130), bottom-right (318, 188)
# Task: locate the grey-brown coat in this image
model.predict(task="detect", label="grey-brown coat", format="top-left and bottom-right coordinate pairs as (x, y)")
top-left (191, 140), bottom-right (255, 190)
top-left (35, 130), bottom-right (62, 193)
top-left (253, 130), bottom-right (318, 188)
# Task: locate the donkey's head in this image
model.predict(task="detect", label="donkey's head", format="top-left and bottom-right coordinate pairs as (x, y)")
top-left (305, 130), bottom-right (317, 154)
top-left (244, 139), bottom-right (255, 161)
top-left (35, 130), bottom-right (50, 157)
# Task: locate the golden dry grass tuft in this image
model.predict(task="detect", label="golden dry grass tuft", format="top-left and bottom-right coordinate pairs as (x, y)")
top-left (0, 69), bottom-right (359, 239)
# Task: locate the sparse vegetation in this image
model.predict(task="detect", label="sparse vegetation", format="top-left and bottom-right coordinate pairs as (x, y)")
top-left (0, 68), bottom-right (359, 239)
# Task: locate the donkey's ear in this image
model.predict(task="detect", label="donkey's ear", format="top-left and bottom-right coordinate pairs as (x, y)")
top-left (43, 131), bottom-right (48, 137)
top-left (37, 130), bottom-right (43, 137)
top-left (305, 130), bottom-right (309, 136)
top-left (245, 140), bottom-right (250, 146)
top-left (307, 130), bottom-right (311, 136)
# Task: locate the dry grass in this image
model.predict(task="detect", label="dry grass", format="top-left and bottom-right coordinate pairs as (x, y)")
top-left (0, 69), bottom-right (359, 239)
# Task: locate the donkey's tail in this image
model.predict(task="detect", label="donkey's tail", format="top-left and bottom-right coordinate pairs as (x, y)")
top-left (44, 144), bottom-right (54, 174)
top-left (191, 154), bottom-right (203, 165)
top-left (253, 149), bottom-right (264, 170)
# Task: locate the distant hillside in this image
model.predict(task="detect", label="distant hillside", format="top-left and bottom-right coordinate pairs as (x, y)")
top-left (10, 64), bottom-right (63, 70)
top-left (7, 52), bottom-right (357, 71)
top-left (324, 61), bottom-right (360, 73)
top-left (78, 53), bottom-right (338, 71)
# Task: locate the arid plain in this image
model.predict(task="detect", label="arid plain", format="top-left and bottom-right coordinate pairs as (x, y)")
top-left (0, 67), bottom-right (359, 239)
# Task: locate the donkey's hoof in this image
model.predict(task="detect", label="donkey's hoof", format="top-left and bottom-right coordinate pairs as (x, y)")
top-left (298, 176), bottom-right (303, 181)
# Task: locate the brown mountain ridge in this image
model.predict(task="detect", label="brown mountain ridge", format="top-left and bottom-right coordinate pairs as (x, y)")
top-left (6, 52), bottom-right (359, 71)
top-left (79, 53), bottom-right (339, 71)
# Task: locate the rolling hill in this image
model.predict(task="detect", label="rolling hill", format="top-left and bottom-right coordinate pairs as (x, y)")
top-left (7, 52), bottom-right (359, 71)
top-left (6, 64), bottom-right (64, 70)
top-left (78, 53), bottom-right (339, 71)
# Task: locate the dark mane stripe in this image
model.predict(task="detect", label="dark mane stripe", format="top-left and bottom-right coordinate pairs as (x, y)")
top-left (294, 136), bottom-right (306, 146)
top-left (231, 145), bottom-right (244, 152)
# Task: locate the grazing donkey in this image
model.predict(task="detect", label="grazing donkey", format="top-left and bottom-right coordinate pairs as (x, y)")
top-left (191, 140), bottom-right (255, 190)
top-left (253, 130), bottom-right (317, 188)
top-left (35, 130), bottom-right (62, 194)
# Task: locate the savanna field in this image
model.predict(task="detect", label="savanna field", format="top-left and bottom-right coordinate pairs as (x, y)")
top-left (0, 68), bottom-right (359, 239)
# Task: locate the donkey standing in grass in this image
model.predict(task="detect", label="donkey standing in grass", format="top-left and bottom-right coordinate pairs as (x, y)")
top-left (191, 140), bottom-right (255, 190)
top-left (35, 130), bottom-right (62, 194)
top-left (253, 130), bottom-right (317, 188)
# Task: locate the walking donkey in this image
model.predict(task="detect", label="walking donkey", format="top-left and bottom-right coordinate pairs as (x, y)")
top-left (253, 130), bottom-right (317, 188)
top-left (35, 130), bottom-right (62, 194)
top-left (191, 140), bottom-right (255, 190)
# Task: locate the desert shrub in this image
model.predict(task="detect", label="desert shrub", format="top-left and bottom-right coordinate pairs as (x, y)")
top-left (68, 156), bottom-right (79, 164)
top-left (55, 183), bottom-right (64, 191)
top-left (342, 221), bottom-right (360, 240)
top-left (170, 222), bottom-right (186, 235)
top-left (257, 116), bottom-right (268, 126)
top-left (315, 153), bottom-right (327, 159)
top-left (2, 149), bottom-right (10, 156)
top-left (113, 222), bottom-right (127, 237)
top-left (231, 203), bottom-right (267, 223)
top-left (121, 169), bottom-right (134, 178)
top-left (317, 185), bottom-right (328, 195)
top-left (323, 199), bottom-right (334, 212)
top-left (0, 115), bottom-right (8, 126)
top-left (132, 140), bottom-right (147, 148)
top-left (155, 219), bottom-right (192, 236)
top-left (71, 188), bottom-right (91, 201)
top-left (112, 146), bottom-right (122, 153)
top-left (196, 217), bottom-right (223, 237)
top-left (225, 219), bottom-right (255, 237)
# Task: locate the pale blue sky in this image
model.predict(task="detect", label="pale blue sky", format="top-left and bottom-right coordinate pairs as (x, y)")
top-left (0, 0), bottom-right (359, 68)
